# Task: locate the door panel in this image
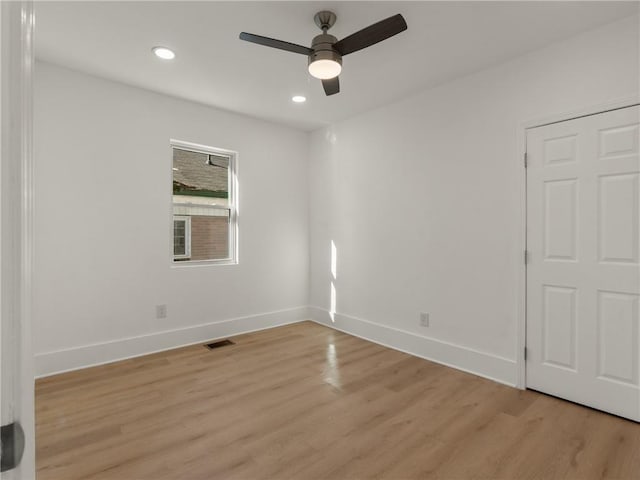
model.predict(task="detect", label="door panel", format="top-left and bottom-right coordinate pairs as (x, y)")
top-left (597, 291), bottom-right (638, 385)
top-left (544, 179), bottom-right (578, 261)
top-left (526, 105), bottom-right (640, 422)
top-left (598, 173), bottom-right (639, 264)
top-left (542, 285), bottom-right (577, 370)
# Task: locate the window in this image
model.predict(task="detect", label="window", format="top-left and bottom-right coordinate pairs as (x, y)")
top-left (173, 216), bottom-right (191, 259)
top-left (171, 140), bottom-right (237, 264)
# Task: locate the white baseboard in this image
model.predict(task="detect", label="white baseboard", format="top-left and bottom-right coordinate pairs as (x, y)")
top-left (35, 306), bottom-right (309, 378)
top-left (309, 306), bottom-right (518, 387)
top-left (36, 305), bottom-right (519, 387)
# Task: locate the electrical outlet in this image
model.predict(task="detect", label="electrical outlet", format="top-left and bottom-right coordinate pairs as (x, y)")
top-left (419, 312), bottom-right (429, 327)
top-left (156, 304), bottom-right (167, 319)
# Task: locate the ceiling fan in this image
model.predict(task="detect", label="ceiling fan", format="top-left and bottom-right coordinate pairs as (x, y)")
top-left (239, 11), bottom-right (407, 96)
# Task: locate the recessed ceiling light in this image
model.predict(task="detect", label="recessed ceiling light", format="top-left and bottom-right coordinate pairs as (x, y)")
top-left (152, 46), bottom-right (175, 60)
top-left (292, 95), bottom-right (306, 103)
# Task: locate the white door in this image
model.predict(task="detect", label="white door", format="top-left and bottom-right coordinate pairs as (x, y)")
top-left (526, 105), bottom-right (640, 421)
top-left (0, 2), bottom-right (35, 478)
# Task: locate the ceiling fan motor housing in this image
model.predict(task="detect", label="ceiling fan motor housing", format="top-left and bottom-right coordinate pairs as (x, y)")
top-left (308, 33), bottom-right (342, 68)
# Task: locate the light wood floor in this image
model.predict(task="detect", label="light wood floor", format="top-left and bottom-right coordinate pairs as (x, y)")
top-left (36, 321), bottom-right (640, 480)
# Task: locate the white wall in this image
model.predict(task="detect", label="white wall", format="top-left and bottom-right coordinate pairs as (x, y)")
top-left (34, 62), bottom-right (310, 376)
top-left (308, 16), bottom-right (639, 385)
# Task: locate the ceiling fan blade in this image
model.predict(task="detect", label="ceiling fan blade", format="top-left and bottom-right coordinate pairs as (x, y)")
top-left (322, 76), bottom-right (340, 96)
top-left (239, 32), bottom-right (312, 56)
top-left (334, 14), bottom-right (407, 56)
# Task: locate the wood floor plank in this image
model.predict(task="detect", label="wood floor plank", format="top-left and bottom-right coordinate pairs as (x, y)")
top-left (36, 321), bottom-right (640, 479)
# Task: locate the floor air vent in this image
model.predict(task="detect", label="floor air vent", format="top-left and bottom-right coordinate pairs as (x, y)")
top-left (205, 339), bottom-right (235, 350)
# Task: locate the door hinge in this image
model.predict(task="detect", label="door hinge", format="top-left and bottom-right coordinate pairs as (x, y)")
top-left (524, 152), bottom-right (528, 168)
top-left (524, 347), bottom-right (528, 361)
top-left (524, 250), bottom-right (529, 264)
top-left (1, 422), bottom-right (25, 472)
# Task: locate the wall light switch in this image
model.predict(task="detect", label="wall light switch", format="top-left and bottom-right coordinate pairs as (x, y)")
top-left (420, 312), bottom-right (429, 327)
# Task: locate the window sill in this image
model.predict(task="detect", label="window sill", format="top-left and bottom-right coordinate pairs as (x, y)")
top-left (171, 259), bottom-right (238, 268)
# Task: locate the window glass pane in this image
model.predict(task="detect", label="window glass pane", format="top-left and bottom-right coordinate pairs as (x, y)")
top-left (173, 149), bottom-right (229, 207)
top-left (186, 212), bottom-right (229, 261)
top-left (173, 219), bottom-right (187, 257)
top-left (172, 147), bottom-right (232, 262)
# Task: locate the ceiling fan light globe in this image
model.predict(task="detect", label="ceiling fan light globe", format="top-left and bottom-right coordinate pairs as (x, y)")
top-left (308, 59), bottom-right (342, 79)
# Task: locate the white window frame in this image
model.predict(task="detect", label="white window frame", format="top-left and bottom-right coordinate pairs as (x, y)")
top-left (173, 215), bottom-right (191, 260)
top-left (170, 139), bottom-right (238, 266)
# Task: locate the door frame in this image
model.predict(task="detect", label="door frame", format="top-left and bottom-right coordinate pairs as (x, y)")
top-left (516, 95), bottom-right (640, 390)
top-left (0, 1), bottom-right (35, 478)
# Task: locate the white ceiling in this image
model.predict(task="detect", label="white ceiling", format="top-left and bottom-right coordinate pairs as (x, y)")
top-left (35, 1), bottom-right (638, 131)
